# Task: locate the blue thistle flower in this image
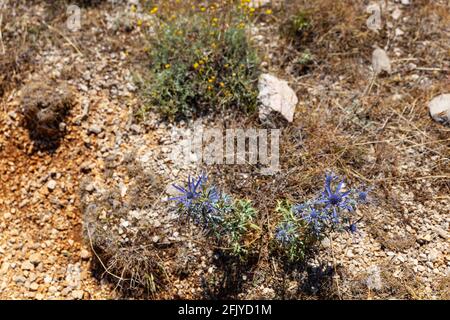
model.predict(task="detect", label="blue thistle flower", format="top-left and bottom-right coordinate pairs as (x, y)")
top-left (300, 207), bottom-right (326, 233)
top-left (293, 203), bottom-right (307, 216)
top-left (203, 186), bottom-right (221, 212)
top-left (168, 174), bottom-right (206, 209)
top-left (275, 222), bottom-right (296, 244)
top-left (317, 173), bottom-right (354, 215)
top-left (355, 185), bottom-right (373, 204)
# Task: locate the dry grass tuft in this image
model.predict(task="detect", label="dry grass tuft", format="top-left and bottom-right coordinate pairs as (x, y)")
top-left (437, 275), bottom-right (450, 300)
top-left (0, 49), bottom-right (34, 97)
top-left (349, 262), bottom-right (426, 300)
top-left (19, 80), bottom-right (75, 147)
top-left (80, 154), bottom-right (170, 295)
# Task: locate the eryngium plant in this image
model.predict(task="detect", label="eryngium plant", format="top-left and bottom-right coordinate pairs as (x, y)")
top-left (274, 173), bottom-right (372, 262)
top-left (170, 173), bottom-right (260, 259)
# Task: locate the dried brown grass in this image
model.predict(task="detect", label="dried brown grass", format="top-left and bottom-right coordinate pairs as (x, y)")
top-left (19, 80), bottom-right (75, 146)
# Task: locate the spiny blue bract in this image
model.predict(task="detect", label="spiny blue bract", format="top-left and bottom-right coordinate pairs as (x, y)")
top-left (277, 172), bottom-right (373, 246)
top-left (169, 173), bottom-right (260, 259)
top-left (169, 173), bottom-right (224, 231)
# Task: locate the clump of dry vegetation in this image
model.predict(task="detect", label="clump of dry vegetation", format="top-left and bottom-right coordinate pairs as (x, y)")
top-left (437, 276), bottom-right (450, 300)
top-left (349, 262), bottom-right (427, 300)
top-left (19, 80), bottom-right (75, 147)
top-left (80, 154), bottom-right (172, 295)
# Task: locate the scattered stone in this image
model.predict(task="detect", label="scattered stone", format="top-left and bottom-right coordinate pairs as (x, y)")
top-left (29, 253), bottom-right (41, 266)
top-left (75, 98), bottom-right (91, 124)
top-left (433, 226), bottom-right (448, 239)
top-left (321, 237), bottom-right (331, 248)
top-left (44, 275), bottom-right (53, 284)
top-left (47, 180), bottom-right (57, 191)
top-left (130, 124), bottom-right (141, 134)
top-left (80, 161), bottom-right (95, 173)
top-left (428, 94), bottom-right (450, 125)
top-left (392, 8), bottom-right (402, 20)
top-left (21, 261), bottom-right (34, 271)
top-left (395, 28), bottom-right (405, 37)
top-left (258, 74), bottom-right (298, 123)
top-left (84, 183), bottom-right (95, 193)
top-left (88, 124), bottom-right (103, 135)
top-left (29, 283), bottom-right (39, 291)
top-left (417, 233), bottom-right (433, 245)
top-left (366, 4), bottom-right (382, 32)
top-left (372, 48), bottom-right (391, 74)
top-left (80, 249), bottom-right (91, 261)
top-left (13, 275), bottom-right (26, 284)
top-left (428, 249), bottom-right (439, 262)
top-left (249, 0), bottom-right (271, 8)
top-left (0, 262), bottom-right (10, 275)
top-left (79, 84), bottom-right (88, 92)
top-left (48, 286), bottom-right (58, 293)
top-left (72, 290), bottom-right (84, 300)
top-left (366, 265), bottom-right (383, 291)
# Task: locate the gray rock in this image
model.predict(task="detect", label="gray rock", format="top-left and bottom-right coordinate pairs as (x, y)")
top-left (29, 253), bottom-right (41, 266)
top-left (258, 74), bottom-right (298, 123)
top-left (428, 94), bottom-right (450, 125)
top-left (88, 124), bottom-right (103, 135)
top-left (47, 180), bottom-right (57, 191)
top-left (372, 48), bottom-right (391, 74)
top-left (21, 261), bottom-right (34, 271)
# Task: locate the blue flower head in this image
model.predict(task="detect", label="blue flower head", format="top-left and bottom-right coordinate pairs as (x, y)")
top-left (275, 221), bottom-right (296, 244)
top-left (348, 223), bottom-right (357, 233)
top-left (293, 203), bottom-right (307, 216)
top-left (355, 185), bottom-right (373, 205)
top-left (318, 173), bottom-right (354, 214)
top-left (203, 186), bottom-right (221, 211)
top-left (169, 173), bottom-right (206, 209)
top-left (300, 207), bottom-right (326, 233)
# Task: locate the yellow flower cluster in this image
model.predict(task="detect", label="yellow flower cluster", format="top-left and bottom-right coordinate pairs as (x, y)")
top-left (238, 0), bottom-right (273, 17)
top-left (193, 59), bottom-right (206, 70)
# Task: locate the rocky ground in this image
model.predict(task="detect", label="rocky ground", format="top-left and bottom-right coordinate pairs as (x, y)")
top-left (0, 0), bottom-right (449, 300)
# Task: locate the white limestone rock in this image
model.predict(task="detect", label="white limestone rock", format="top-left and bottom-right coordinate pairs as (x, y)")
top-left (258, 74), bottom-right (298, 123)
top-left (429, 94), bottom-right (450, 125)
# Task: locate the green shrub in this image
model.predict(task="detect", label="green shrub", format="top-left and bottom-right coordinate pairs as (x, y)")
top-left (138, 2), bottom-right (260, 119)
top-left (281, 10), bottom-right (311, 40)
top-left (272, 200), bottom-right (318, 263)
top-left (221, 199), bottom-right (261, 259)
